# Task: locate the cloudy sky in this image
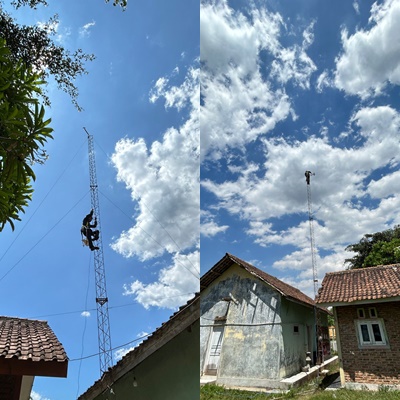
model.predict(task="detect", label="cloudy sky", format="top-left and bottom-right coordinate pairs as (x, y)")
top-left (2, 0), bottom-right (400, 398)
top-left (1, 0), bottom-right (198, 398)
top-left (200, 0), bottom-right (400, 296)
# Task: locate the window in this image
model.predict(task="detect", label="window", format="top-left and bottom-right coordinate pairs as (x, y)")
top-left (357, 308), bottom-right (365, 318)
top-left (368, 307), bottom-right (377, 318)
top-left (293, 325), bottom-right (299, 335)
top-left (356, 319), bottom-right (387, 347)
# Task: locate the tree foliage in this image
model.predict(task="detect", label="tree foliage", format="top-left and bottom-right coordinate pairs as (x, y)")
top-left (105, 0), bottom-right (127, 9)
top-left (0, 0), bottom-right (127, 111)
top-left (0, 9), bottom-right (94, 111)
top-left (0, 38), bottom-right (53, 231)
top-left (10, 0), bottom-right (127, 10)
top-left (345, 225), bottom-right (400, 269)
top-left (0, 0), bottom-right (127, 230)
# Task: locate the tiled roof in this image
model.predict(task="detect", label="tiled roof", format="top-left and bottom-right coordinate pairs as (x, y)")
top-left (0, 316), bottom-right (68, 377)
top-left (78, 293), bottom-right (199, 399)
top-left (316, 264), bottom-right (400, 305)
top-left (201, 253), bottom-right (317, 309)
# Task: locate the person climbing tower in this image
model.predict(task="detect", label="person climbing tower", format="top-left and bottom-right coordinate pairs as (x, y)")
top-left (81, 209), bottom-right (100, 251)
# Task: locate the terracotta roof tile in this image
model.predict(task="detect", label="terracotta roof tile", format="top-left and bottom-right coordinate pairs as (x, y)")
top-left (0, 316), bottom-right (68, 364)
top-left (316, 264), bottom-right (400, 304)
top-left (201, 253), bottom-right (318, 309)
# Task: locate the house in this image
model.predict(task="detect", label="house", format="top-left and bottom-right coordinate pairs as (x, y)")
top-left (316, 264), bottom-right (400, 389)
top-left (78, 293), bottom-right (199, 400)
top-left (200, 253), bottom-right (330, 389)
top-left (0, 316), bottom-right (68, 400)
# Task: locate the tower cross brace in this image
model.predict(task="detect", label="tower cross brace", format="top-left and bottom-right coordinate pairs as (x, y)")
top-left (85, 127), bottom-right (113, 376)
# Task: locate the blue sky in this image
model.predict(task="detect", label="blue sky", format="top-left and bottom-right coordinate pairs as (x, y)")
top-left (3, 0), bottom-right (400, 398)
top-left (1, 1), bottom-right (199, 399)
top-left (201, 0), bottom-right (400, 298)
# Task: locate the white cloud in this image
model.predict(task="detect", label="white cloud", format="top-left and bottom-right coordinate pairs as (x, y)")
top-left (200, 210), bottom-right (229, 238)
top-left (123, 251), bottom-right (199, 309)
top-left (37, 19), bottom-right (59, 35)
top-left (335, 0), bottom-right (400, 97)
top-left (111, 62), bottom-right (199, 309)
top-left (200, 0), bottom-right (315, 160)
top-left (316, 70), bottom-right (333, 93)
top-left (201, 220), bottom-right (229, 237)
top-left (114, 346), bottom-right (135, 361)
top-left (270, 21), bottom-right (317, 89)
top-left (113, 331), bottom-right (149, 361)
top-left (37, 19), bottom-right (71, 45)
top-left (111, 64), bottom-right (199, 261)
top-left (31, 392), bottom-right (51, 400)
top-left (81, 311), bottom-right (91, 317)
top-left (79, 21), bottom-right (96, 38)
top-left (367, 171), bottom-right (400, 199)
top-left (202, 105), bottom-right (400, 297)
top-left (353, 1), bottom-right (360, 14)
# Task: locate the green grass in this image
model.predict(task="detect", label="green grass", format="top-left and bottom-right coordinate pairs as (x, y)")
top-left (200, 384), bottom-right (400, 400)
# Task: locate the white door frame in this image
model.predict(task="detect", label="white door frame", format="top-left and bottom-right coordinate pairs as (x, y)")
top-left (204, 325), bottom-right (225, 375)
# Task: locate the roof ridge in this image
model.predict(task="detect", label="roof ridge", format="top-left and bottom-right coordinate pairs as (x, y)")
top-left (0, 316), bottom-right (48, 324)
top-left (225, 253), bottom-right (316, 306)
top-left (317, 263), bottom-right (400, 304)
top-left (326, 263), bottom-right (400, 275)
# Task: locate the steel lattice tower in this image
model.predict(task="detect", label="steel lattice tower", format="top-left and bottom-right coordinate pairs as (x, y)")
top-left (305, 171), bottom-right (323, 365)
top-left (84, 127), bottom-right (113, 376)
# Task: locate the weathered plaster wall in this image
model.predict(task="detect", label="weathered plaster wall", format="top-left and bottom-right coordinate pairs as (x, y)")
top-left (201, 265), bottom-right (282, 384)
top-left (201, 264), bottom-right (316, 387)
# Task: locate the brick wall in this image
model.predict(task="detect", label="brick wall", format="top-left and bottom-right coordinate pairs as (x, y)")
top-left (337, 302), bottom-right (400, 385)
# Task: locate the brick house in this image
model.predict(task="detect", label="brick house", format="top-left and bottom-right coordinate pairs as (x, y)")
top-left (316, 264), bottom-right (400, 389)
top-left (0, 316), bottom-right (68, 399)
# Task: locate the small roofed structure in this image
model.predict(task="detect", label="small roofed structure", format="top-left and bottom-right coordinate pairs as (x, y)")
top-left (0, 316), bottom-right (68, 399)
top-left (200, 253), bottom-right (332, 390)
top-left (78, 294), bottom-right (199, 400)
top-left (316, 265), bottom-right (400, 389)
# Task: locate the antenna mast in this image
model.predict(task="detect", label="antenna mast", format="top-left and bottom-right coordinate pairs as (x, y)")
top-left (84, 127), bottom-right (113, 376)
top-left (305, 171), bottom-right (323, 365)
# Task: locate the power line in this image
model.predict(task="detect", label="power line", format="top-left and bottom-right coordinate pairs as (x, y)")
top-left (70, 291), bottom-right (198, 363)
top-left (69, 332), bottom-right (152, 363)
top-left (0, 139), bottom-right (86, 264)
top-left (0, 191), bottom-right (89, 283)
top-left (27, 292), bottom-right (196, 319)
top-left (76, 252), bottom-right (92, 398)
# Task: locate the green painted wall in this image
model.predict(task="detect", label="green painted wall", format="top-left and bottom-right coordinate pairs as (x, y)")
top-left (280, 297), bottom-right (315, 377)
top-left (95, 320), bottom-right (199, 400)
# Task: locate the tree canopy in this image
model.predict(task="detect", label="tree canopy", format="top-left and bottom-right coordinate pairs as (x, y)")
top-left (345, 225), bottom-right (400, 269)
top-left (0, 0), bottom-right (127, 230)
top-left (0, 37), bottom-right (53, 231)
top-left (0, 9), bottom-right (94, 111)
top-left (0, 0), bottom-right (127, 110)
top-left (9, 0), bottom-right (127, 10)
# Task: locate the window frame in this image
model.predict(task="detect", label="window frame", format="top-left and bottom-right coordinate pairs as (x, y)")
top-left (357, 308), bottom-right (365, 318)
top-left (368, 307), bottom-right (377, 318)
top-left (355, 318), bottom-right (388, 348)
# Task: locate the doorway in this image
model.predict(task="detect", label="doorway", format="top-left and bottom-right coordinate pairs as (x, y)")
top-left (204, 325), bottom-right (225, 375)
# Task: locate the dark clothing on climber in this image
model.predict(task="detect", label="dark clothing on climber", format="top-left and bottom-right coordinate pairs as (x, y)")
top-left (81, 209), bottom-right (99, 251)
top-left (305, 171), bottom-right (312, 185)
